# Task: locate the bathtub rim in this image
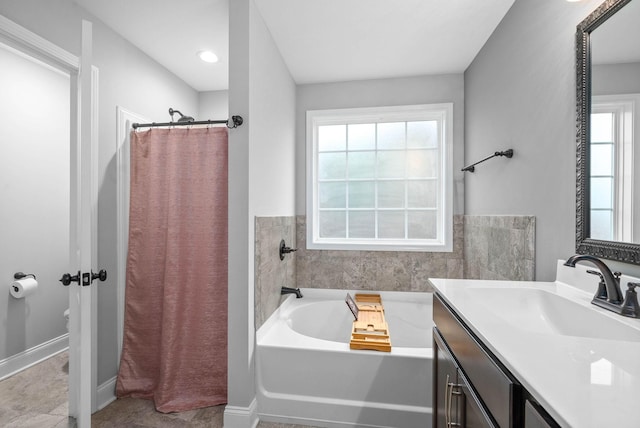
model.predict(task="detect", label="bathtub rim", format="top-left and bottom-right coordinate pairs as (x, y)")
top-left (257, 288), bottom-right (433, 357)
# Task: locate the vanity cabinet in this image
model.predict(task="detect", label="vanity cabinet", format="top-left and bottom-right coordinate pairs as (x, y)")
top-left (433, 293), bottom-right (522, 428)
top-left (434, 329), bottom-right (496, 428)
top-left (433, 293), bottom-right (561, 428)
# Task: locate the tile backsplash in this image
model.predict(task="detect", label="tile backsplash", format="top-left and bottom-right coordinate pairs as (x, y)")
top-left (255, 214), bottom-right (535, 328)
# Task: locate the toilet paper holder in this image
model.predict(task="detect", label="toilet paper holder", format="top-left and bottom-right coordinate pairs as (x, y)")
top-left (14, 272), bottom-right (36, 280)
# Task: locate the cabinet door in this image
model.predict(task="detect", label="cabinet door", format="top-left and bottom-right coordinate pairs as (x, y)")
top-left (525, 400), bottom-right (559, 428)
top-left (434, 328), bottom-right (460, 428)
top-left (459, 369), bottom-right (497, 428)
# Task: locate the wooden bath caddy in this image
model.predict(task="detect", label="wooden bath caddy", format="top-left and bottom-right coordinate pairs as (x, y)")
top-left (349, 293), bottom-right (391, 352)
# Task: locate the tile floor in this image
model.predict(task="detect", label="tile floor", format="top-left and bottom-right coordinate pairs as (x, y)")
top-left (0, 351), bottom-right (310, 427)
top-left (0, 351), bottom-right (71, 428)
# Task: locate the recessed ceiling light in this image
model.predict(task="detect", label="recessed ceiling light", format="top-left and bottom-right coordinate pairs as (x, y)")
top-left (198, 50), bottom-right (218, 63)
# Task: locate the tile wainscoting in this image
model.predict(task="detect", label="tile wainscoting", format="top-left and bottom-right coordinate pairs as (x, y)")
top-left (254, 217), bottom-right (296, 329)
top-left (463, 215), bottom-right (535, 281)
top-left (254, 215), bottom-right (535, 329)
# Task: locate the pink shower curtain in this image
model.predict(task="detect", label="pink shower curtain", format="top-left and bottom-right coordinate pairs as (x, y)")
top-left (116, 127), bottom-right (228, 412)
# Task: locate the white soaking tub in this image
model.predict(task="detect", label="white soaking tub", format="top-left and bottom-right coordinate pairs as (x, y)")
top-left (256, 288), bottom-right (433, 428)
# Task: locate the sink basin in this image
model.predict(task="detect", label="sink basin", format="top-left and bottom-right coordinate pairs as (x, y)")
top-left (466, 287), bottom-right (640, 342)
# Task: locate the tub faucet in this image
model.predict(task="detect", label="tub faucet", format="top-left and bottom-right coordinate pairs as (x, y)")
top-left (563, 255), bottom-right (640, 318)
top-left (281, 286), bottom-right (303, 298)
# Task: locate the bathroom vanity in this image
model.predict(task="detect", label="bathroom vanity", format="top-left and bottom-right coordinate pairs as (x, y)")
top-left (433, 293), bottom-right (556, 428)
top-left (430, 261), bottom-right (640, 428)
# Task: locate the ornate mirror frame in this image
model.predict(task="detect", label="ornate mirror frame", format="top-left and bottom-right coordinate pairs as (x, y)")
top-left (576, 0), bottom-right (640, 263)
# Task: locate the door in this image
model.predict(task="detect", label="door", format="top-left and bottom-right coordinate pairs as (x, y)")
top-left (0, 15), bottom-right (99, 428)
top-left (65, 20), bottom-right (99, 428)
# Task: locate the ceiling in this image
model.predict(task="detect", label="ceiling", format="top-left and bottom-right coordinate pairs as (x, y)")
top-left (73, 0), bottom-right (515, 92)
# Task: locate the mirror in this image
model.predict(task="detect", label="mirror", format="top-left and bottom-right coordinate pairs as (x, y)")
top-left (576, 0), bottom-right (640, 264)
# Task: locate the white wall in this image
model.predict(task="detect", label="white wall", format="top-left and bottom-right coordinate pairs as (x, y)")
top-left (0, 0), bottom-right (198, 388)
top-left (0, 44), bottom-right (70, 362)
top-left (464, 0), bottom-right (604, 280)
top-left (199, 90), bottom-right (229, 120)
top-left (227, 0), bottom-right (296, 424)
top-left (295, 74), bottom-right (465, 216)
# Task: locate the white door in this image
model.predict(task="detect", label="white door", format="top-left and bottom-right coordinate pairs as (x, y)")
top-left (64, 20), bottom-right (100, 428)
top-left (0, 15), bottom-right (99, 428)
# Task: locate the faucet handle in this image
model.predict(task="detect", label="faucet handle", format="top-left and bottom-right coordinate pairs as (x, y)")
top-left (586, 269), bottom-right (604, 280)
top-left (621, 283), bottom-right (640, 318)
top-left (614, 271), bottom-right (622, 280)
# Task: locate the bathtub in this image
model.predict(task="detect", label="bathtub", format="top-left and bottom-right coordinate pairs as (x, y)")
top-left (256, 288), bottom-right (433, 428)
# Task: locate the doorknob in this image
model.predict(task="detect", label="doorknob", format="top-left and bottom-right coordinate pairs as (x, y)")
top-left (59, 271), bottom-right (81, 286)
top-left (92, 269), bottom-right (107, 282)
top-left (59, 270), bottom-right (107, 286)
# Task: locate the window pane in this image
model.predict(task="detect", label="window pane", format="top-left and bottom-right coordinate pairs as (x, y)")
top-left (408, 180), bottom-right (437, 208)
top-left (319, 152), bottom-right (346, 179)
top-left (590, 210), bottom-right (613, 241)
top-left (590, 144), bottom-right (613, 176)
top-left (349, 211), bottom-right (375, 238)
top-left (348, 151), bottom-right (376, 179)
top-left (377, 122), bottom-right (406, 149)
top-left (407, 149), bottom-right (439, 178)
top-left (378, 181), bottom-right (405, 208)
top-left (590, 177), bottom-right (613, 209)
top-left (319, 182), bottom-right (346, 208)
top-left (318, 125), bottom-right (346, 151)
top-left (407, 121), bottom-right (438, 148)
top-left (348, 123), bottom-right (375, 150)
top-left (377, 151), bottom-right (406, 178)
top-left (378, 211), bottom-right (405, 239)
top-left (408, 210), bottom-right (437, 239)
top-left (590, 113), bottom-right (613, 143)
top-left (319, 211), bottom-right (346, 238)
top-left (349, 181), bottom-right (375, 208)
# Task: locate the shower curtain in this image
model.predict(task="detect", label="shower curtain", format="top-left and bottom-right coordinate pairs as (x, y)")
top-left (116, 127), bottom-right (228, 412)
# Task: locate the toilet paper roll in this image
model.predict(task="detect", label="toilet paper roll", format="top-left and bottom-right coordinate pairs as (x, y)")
top-left (9, 278), bottom-right (38, 299)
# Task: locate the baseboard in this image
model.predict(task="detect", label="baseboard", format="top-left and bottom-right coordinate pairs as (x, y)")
top-left (97, 376), bottom-right (117, 411)
top-left (224, 397), bottom-right (258, 428)
top-left (0, 334), bottom-right (69, 381)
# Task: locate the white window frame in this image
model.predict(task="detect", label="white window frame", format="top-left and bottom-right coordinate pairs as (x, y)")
top-left (591, 94), bottom-right (638, 242)
top-left (306, 103), bottom-right (453, 252)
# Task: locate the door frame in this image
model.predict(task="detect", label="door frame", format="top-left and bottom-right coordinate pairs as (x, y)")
top-left (116, 107), bottom-right (149, 362)
top-left (0, 14), bottom-right (99, 426)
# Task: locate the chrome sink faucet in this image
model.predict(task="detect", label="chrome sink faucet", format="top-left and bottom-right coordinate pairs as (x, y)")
top-left (564, 255), bottom-right (639, 318)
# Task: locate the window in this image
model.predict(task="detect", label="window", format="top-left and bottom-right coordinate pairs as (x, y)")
top-left (590, 95), bottom-right (637, 242)
top-left (306, 104), bottom-right (453, 252)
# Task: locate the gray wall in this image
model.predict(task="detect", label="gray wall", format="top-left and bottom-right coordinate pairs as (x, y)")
top-left (0, 0), bottom-right (198, 387)
top-left (0, 45), bottom-right (70, 362)
top-left (464, 0), bottom-right (603, 281)
top-left (592, 62), bottom-right (640, 95)
top-left (295, 74), bottom-right (465, 217)
top-left (227, 0), bottom-right (296, 423)
top-left (199, 90), bottom-right (229, 120)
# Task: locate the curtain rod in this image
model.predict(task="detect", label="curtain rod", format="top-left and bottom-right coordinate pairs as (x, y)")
top-left (132, 115), bottom-right (243, 130)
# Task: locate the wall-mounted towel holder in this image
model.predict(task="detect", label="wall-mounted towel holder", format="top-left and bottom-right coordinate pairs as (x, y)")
top-left (462, 149), bottom-right (513, 173)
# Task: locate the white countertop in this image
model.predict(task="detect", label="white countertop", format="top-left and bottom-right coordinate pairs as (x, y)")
top-left (429, 261), bottom-right (640, 428)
